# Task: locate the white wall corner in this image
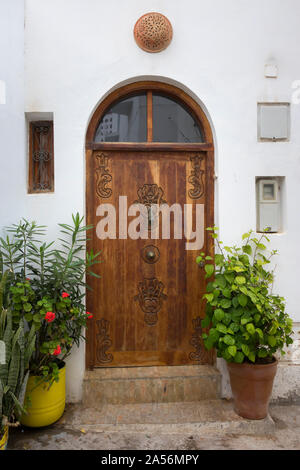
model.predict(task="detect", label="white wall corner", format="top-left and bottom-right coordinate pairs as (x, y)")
top-left (0, 80), bottom-right (6, 104)
top-left (217, 358), bottom-right (232, 399)
top-left (65, 339), bottom-right (85, 403)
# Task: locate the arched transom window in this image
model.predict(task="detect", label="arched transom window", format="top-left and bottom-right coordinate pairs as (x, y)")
top-left (94, 92), bottom-right (204, 143)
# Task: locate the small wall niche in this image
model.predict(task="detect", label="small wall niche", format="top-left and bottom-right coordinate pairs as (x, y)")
top-left (257, 103), bottom-right (290, 142)
top-left (256, 177), bottom-right (285, 233)
top-left (26, 112), bottom-right (54, 193)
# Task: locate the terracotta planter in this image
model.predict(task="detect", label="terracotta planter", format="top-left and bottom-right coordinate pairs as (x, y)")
top-left (227, 358), bottom-right (278, 420)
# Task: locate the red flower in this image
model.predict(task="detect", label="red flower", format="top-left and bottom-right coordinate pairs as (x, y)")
top-left (62, 292), bottom-right (70, 298)
top-left (52, 345), bottom-right (61, 356)
top-left (45, 311), bottom-right (56, 323)
top-left (26, 277), bottom-right (31, 281)
top-left (86, 312), bottom-right (93, 319)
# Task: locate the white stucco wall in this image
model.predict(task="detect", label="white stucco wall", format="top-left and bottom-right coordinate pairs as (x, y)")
top-left (0, 0), bottom-right (26, 226)
top-left (1, 0), bottom-right (300, 401)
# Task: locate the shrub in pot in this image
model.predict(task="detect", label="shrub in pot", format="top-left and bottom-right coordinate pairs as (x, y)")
top-left (197, 228), bottom-right (293, 420)
top-left (0, 270), bottom-right (36, 449)
top-left (0, 214), bottom-right (100, 427)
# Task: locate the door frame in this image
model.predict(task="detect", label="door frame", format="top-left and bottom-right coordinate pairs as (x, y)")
top-left (85, 81), bottom-right (215, 369)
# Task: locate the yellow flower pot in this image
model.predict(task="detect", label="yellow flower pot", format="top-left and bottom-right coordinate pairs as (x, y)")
top-left (21, 365), bottom-right (66, 428)
top-left (0, 426), bottom-right (8, 450)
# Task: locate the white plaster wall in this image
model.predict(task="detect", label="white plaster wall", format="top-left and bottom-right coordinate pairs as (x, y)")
top-left (10, 0), bottom-right (300, 401)
top-left (0, 0), bottom-right (26, 227)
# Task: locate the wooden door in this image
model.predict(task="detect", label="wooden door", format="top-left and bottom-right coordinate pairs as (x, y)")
top-left (86, 148), bottom-right (214, 367)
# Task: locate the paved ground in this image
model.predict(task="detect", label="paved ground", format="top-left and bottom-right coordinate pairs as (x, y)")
top-left (7, 401), bottom-right (300, 450)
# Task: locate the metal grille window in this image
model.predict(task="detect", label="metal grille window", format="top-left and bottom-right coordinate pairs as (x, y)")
top-left (28, 121), bottom-right (54, 193)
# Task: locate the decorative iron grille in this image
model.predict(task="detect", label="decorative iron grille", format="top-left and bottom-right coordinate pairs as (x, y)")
top-left (29, 121), bottom-right (54, 193)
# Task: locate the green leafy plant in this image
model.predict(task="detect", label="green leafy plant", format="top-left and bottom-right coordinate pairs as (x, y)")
top-left (196, 228), bottom-right (293, 364)
top-left (0, 271), bottom-right (36, 437)
top-left (0, 213), bottom-right (101, 384)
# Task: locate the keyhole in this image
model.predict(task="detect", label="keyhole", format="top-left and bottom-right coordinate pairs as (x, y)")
top-left (147, 206), bottom-right (158, 230)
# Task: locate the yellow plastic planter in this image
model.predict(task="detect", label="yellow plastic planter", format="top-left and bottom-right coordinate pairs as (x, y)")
top-left (0, 426), bottom-right (8, 450)
top-left (21, 365), bottom-right (66, 428)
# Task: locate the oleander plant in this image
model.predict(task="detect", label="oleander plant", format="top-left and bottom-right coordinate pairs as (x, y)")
top-left (0, 213), bottom-right (101, 384)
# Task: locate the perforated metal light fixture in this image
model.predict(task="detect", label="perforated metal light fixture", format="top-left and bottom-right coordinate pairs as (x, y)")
top-left (134, 12), bottom-right (173, 53)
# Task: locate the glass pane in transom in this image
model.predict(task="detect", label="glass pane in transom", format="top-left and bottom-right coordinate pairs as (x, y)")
top-left (152, 94), bottom-right (204, 143)
top-left (95, 94), bottom-right (147, 142)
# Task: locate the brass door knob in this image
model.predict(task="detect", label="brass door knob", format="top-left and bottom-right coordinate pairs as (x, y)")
top-left (146, 250), bottom-right (155, 261)
top-left (141, 245), bottom-right (160, 264)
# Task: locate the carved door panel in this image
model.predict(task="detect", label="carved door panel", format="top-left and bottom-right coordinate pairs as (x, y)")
top-left (86, 150), bottom-right (214, 367)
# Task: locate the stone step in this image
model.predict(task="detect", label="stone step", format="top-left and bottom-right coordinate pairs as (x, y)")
top-left (83, 365), bottom-right (221, 406)
top-left (60, 400), bottom-right (275, 436)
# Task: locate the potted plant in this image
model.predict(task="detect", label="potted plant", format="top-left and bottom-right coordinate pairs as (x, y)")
top-left (0, 213), bottom-right (100, 427)
top-left (0, 270), bottom-right (36, 449)
top-left (197, 228), bottom-right (293, 420)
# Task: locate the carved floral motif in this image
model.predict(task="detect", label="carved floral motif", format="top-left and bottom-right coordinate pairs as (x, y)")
top-left (189, 316), bottom-right (204, 362)
top-left (96, 319), bottom-right (113, 363)
top-left (95, 153), bottom-right (112, 199)
top-left (188, 155), bottom-right (204, 199)
top-left (134, 183), bottom-right (167, 231)
top-left (134, 277), bottom-right (167, 326)
top-left (135, 183), bottom-right (166, 206)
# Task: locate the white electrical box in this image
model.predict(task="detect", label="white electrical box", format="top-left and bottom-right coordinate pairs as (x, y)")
top-left (258, 103), bottom-right (290, 141)
top-left (257, 179), bottom-right (280, 232)
top-left (264, 64), bottom-right (278, 78)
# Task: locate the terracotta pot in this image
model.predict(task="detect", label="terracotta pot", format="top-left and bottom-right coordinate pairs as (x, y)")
top-left (227, 358), bottom-right (278, 420)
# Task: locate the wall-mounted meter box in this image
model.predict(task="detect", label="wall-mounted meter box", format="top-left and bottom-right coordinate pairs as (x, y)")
top-left (257, 103), bottom-right (290, 141)
top-left (256, 179), bottom-right (280, 232)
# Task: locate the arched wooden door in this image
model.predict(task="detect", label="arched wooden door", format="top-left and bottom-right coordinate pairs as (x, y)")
top-left (86, 82), bottom-right (214, 368)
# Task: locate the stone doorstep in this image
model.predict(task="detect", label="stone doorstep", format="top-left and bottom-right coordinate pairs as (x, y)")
top-left (83, 365), bottom-right (222, 405)
top-left (84, 365), bottom-right (220, 380)
top-left (59, 400), bottom-right (275, 437)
